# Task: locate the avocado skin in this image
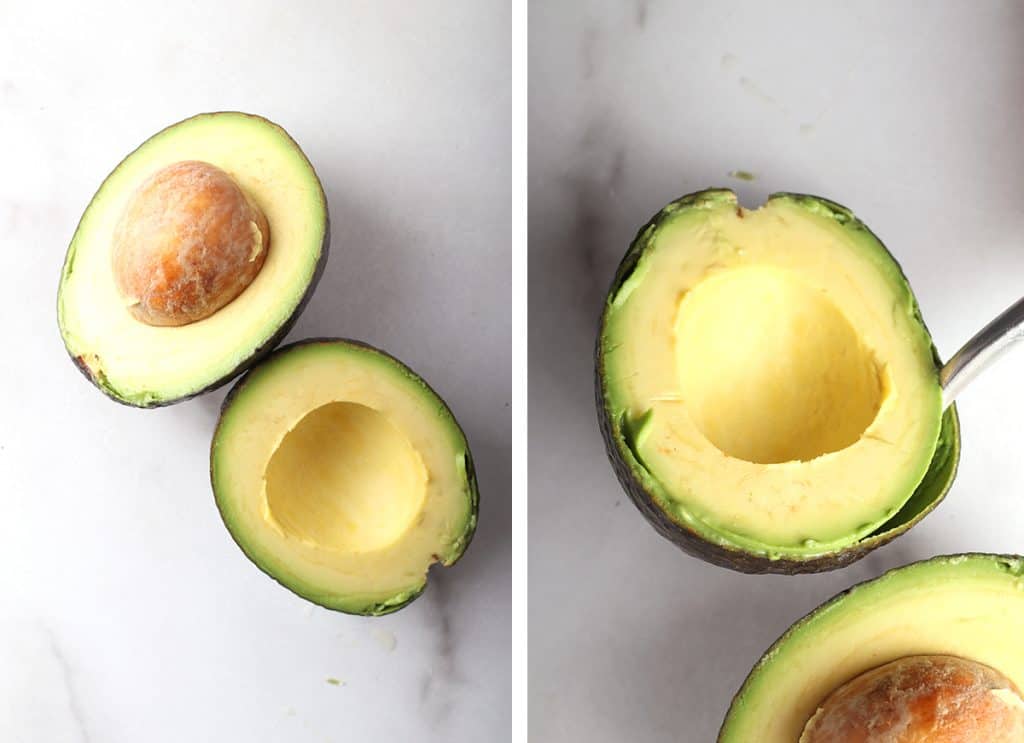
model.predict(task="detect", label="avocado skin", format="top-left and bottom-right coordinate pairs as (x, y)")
top-left (715, 552), bottom-right (1020, 741)
top-left (58, 112), bottom-right (330, 408)
top-left (210, 337), bottom-right (480, 616)
top-left (595, 188), bottom-right (960, 574)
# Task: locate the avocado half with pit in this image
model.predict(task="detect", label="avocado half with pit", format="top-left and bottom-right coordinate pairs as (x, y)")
top-left (211, 339), bottom-right (478, 615)
top-left (719, 554), bottom-right (1024, 741)
top-left (596, 189), bottom-right (960, 573)
top-left (57, 112), bottom-right (328, 407)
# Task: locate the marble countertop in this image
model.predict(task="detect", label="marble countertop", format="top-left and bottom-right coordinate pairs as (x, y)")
top-left (0, 2), bottom-right (511, 741)
top-left (529, 2), bottom-right (1024, 740)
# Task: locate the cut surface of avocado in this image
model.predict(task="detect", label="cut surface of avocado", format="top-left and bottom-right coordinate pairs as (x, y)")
top-left (58, 112), bottom-right (328, 406)
top-left (211, 339), bottom-right (478, 616)
top-left (719, 554), bottom-right (1024, 742)
top-left (597, 189), bottom-right (955, 567)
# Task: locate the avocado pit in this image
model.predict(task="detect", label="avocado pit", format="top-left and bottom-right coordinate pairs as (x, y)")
top-left (111, 160), bottom-right (269, 326)
top-left (263, 401), bottom-right (428, 553)
top-left (801, 655), bottom-right (1024, 743)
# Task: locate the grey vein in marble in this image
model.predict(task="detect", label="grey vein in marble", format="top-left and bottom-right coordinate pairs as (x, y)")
top-left (581, 24), bottom-right (601, 81)
top-left (419, 571), bottom-right (460, 726)
top-left (45, 625), bottom-right (92, 743)
top-left (635, 0), bottom-right (649, 28)
top-left (564, 124), bottom-right (626, 313)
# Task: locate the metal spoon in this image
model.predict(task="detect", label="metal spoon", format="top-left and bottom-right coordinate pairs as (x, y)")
top-left (941, 296), bottom-right (1024, 409)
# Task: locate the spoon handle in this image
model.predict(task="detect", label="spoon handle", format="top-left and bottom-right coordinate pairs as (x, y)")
top-left (940, 296), bottom-right (1024, 409)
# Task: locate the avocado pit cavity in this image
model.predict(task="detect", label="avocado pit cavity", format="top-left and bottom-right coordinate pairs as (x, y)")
top-left (674, 267), bottom-right (884, 464)
top-left (263, 402), bottom-right (429, 553)
top-left (111, 160), bottom-right (269, 326)
top-left (800, 655), bottom-right (1024, 743)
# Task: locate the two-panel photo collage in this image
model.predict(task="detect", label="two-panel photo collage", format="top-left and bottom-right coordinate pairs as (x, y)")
top-left (7, 1), bottom-right (1024, 741)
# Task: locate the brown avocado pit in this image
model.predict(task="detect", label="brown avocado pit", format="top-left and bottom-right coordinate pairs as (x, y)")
top-left (111, 160), bottom-right (269, 327)
top-left (800, 655), bottom-right (1024, 743)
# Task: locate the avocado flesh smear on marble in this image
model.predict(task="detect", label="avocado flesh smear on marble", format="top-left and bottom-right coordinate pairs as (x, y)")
top-left (597, 189), bottom-right (956, 570)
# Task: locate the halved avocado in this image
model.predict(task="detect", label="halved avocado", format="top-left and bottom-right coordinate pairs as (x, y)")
top-left (719, 554), bottom-right (1024, 741)
top-left (57, 112), bottom-right (328, 407)
top-left (596, 189), bottom-right (960, 573)
top-left (210, 339), bottom-right (478, 616)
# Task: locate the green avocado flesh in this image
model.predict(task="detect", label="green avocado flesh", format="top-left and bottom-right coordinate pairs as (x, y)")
top-left (58, 112), bottom-right (328, 407)
top-left (597, 189), bottom-right (958, 569)
top-left (211, 339), bottom-right (478, 616)
top-left (719, 554), bottom-right (1024, 742)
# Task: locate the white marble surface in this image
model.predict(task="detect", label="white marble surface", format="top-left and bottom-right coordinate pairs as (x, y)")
top-left (530, 2), bottom-right (1024, 740)
top-left (0, 2), bottom-right (510, 741)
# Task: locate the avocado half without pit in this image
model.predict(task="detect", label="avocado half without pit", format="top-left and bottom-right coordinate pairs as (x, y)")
top-left (596, 188), bottom-right (960, 573)
top-left (719, 554), bottom-right (1024, 742)
top-left (211, 339), bottom-right (478, 615)
top-left (57, 112), bottom-right (329, 406)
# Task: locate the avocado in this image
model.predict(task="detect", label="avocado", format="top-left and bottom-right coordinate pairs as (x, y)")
top-left (719, 554), bottom-right (1024, 742)
top-left (58, 112), bottom-right (329, 407)
top-left (210, 338), bottom-right (478, 616)
top-left (596, 188), bottom-right (960, 573)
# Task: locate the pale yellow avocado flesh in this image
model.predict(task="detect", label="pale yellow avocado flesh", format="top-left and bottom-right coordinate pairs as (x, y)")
top-left (603, 195), bottom-right (942, 553)
top-left (264, 402), bottom-right (429, 553)
top-left (212, 341), bottom-right (476, 614)
top-left (719, 555), bottom-right (1024, 742)
top-left (58, 112), bottom-right (327, 405)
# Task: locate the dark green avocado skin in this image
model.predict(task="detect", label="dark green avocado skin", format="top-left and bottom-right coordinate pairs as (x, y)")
top-left (210, 337), bottom-right (480, 616)
top-left (595, 188), bottom-right (961, 574)
top-left (58, 111), bottom-right (329, 408)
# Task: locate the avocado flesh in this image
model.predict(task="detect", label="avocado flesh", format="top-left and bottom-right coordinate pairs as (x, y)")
top-left (719, 554), bottom-right (1024, 742)
top-left (599, 189), bottom-right (948, 562)
top-left (211, 339), bottom-right (478, 616)
top-left (58, 112), bottom-right (328, 407)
